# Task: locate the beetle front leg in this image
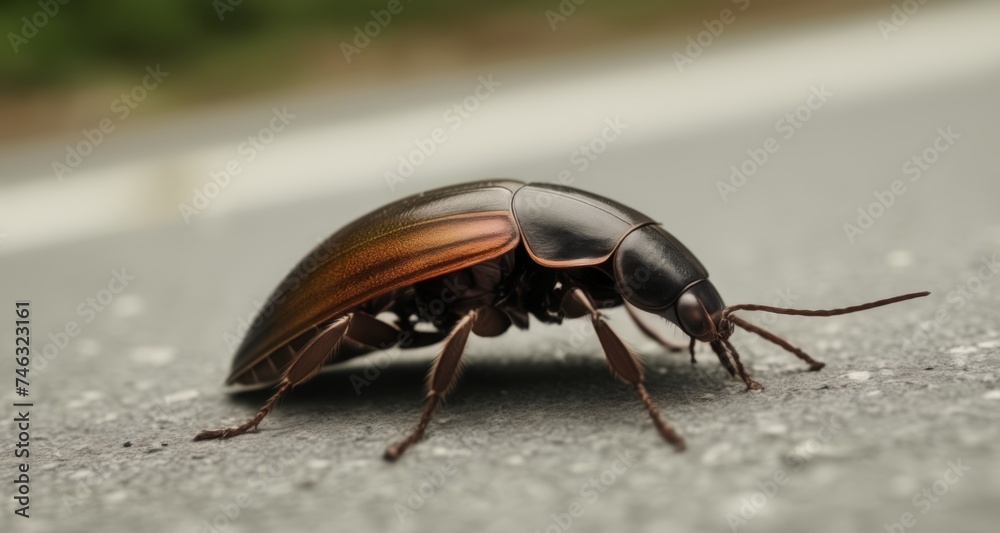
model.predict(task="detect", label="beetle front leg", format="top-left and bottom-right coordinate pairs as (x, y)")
top-left (563, 288), bottom-right (686, 452)
top-left (623, 303), bottom-right (688, 354)
top-left (710, 339), bottom-right (763, 391)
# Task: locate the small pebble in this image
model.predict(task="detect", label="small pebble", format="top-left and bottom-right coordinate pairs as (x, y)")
top-left (890, 475), bottom-right (919, 497)
top-left (112, 294), bottom-right (145, 318)
top-left (700, 442), bottom-right (734, 466)
top-left (123, 441), bottom-right (132, 448)
top-left (431, 446), bottom-right (450, 457)
top-left (886, 250), bottom-right (914, 268)
top-left (164, 389), bottom-right (200, 404)
top-left (949, 346), bottom-right (978, 355)
top-left (504, 455), bottom-right (526, 466)
top-left (82, 390), bottom-right (103, 401)
top-left (76, 338), bottom-right (101, 357)
top-left (104, 490), bottom-right (129, 505)
top-left (307, 459), bottom-right (331, 470)
top-left (760, 423), bottom-right (788, 435)
top-left (130, 346), bottom-right (177, 367)
top-left (845, 371), bottom-right (871, 382)
top-left (69, 469), bottom-right (94, 480)
top-left (822, 322), bottom-right (842, 334)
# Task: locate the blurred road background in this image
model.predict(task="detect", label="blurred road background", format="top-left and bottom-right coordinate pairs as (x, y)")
top-left (1, 1), bottom-right (998, 532)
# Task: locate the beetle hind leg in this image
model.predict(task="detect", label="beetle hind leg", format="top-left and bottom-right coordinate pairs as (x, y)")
top-left (195, 312), bottom-right (403, 442)
top-left (194, 381), bottom-right (292, 441)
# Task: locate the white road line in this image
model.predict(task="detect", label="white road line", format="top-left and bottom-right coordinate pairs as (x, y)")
top-left (1, 0), bottom-right (998, 255)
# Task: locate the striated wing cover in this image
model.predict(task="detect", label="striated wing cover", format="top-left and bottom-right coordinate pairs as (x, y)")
top-left (227, 180), bottom-right (524, 386)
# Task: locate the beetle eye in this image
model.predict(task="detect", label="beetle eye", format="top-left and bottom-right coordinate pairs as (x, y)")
top-left (677, 292), bottom-right (713, 341)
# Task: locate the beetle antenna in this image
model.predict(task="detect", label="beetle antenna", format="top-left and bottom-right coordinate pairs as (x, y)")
top-left (725, 315), bottom-right (826, 371)
top-left (720, 291), bottom-right (929, 321)
top-left (719, 291), bottom-right (929, 371)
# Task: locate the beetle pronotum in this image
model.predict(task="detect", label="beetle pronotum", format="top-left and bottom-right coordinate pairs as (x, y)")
top-left (195, 180), bottom-right (928, 460)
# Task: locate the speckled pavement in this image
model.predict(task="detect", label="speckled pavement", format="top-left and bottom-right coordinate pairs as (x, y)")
top-left (2, 69), bottom-right (999, 533)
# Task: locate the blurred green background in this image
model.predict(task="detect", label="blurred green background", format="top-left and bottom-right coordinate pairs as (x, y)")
top-left (1, 0), bottom-right (895, 142)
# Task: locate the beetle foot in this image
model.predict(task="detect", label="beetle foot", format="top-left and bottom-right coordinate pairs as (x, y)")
top-left (383, 443), bottom-right (409, 462)
top-left (193, 382), bottom-right (289, 442)
top-left (808, 361), bottom-right (826, 371)
top-left (744, 379), bottom-right (764, 391)
top-left (383, 398), bottom-right (437, 462)
top-left (193, 429), bottom-right (228, 441)
top-left (193, 425), bottom-right (258, 441)
top-left (193, 419), bottom-right (263, 440)
top-left (383, 422), bottom-right (429, 462)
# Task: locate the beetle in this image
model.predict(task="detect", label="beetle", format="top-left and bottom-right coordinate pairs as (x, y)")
top-left (195, 180), bottom-right (928, 460)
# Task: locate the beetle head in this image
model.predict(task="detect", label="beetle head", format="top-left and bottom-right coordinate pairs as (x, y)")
top-left (674, 281), bottom-right (731, 343)
top-left (669, 283), bottom-right (929, 390)
top-left (611, 224), bottom-right (928, 379)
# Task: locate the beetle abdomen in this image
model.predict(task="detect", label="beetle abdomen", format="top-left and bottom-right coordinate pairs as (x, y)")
top-left (227, 181), bottom-right (524, 386)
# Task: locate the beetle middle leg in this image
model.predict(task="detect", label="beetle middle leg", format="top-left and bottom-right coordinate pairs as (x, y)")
top-left (194, 311), bottom-right (402, 441)
top-left (382, 306), bottom-right (510, 461)
top-left (563, 288), bottom-right (686, 452)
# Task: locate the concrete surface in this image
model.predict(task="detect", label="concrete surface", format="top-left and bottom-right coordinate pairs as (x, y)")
top-left (3, 43), bottom-right (1000, 533)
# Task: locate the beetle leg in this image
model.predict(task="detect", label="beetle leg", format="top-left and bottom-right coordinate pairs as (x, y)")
top-left (564, 288), bottom-right (686, 452)
top-left (196, 312), bottom-right (403, 442)
top-left (384, 309), bottom-right (480, 461)
top-left (718, 338), bottom-right (763, 391)
top-left (195, 316), bottom-right (353, 441)
top-left (710, 339), bottom-right (763, 391)
top-left (708, 340), bottom-right (738, 378)
top-left (471, 305), bottom-right (512, 337)
top-left (326, 310), bottom-right (415, 364)
top-left (624, 303), bottom-right (688, 354)
top-left (342, 311), bottom-right (403, 349)
top-left (193, 382), bottom-right (293, 441)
